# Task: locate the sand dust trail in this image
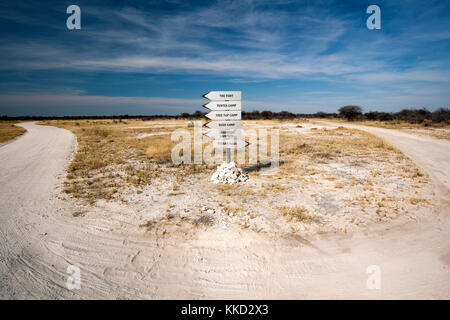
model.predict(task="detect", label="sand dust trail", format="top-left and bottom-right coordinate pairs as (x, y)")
top-left (0, 122), bottom-right (448, 299)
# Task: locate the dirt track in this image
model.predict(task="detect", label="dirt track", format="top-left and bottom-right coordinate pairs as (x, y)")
top-left (0, 122), bottom-right (449, 299)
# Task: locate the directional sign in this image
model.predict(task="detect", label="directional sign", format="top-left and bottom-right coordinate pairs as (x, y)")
top-left (206, 110), bottom-right (241, 120)
top-left (203, 101), bottom-right (241, 111)
top-left (204, 129), bottom-right (242, 140)
top-left (205, 120), bottom-right (241, 130)
top-left (203, 91), bottom-right (241, 101)
top-left (202, 90), bottom-right (248, 155)
top-left (213, 139), bottom-right (249, 149)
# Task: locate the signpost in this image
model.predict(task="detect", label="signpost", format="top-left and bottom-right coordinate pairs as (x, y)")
top-left (203, 101), bottom-right (241, 111)
top-left (203, 91), bottom-right (246, 162)
top-left (213, 139), bottom-right (249, 149)
top-left (202, 91), bottom-right (241, 101)
top-left (205, 120), bottom-right (241, 130)
top-left (204, 129), bottom-right (241, 138)
top-left (205, 110), bottom-right (241, 120)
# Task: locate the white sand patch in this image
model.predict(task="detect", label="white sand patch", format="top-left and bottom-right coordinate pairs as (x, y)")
top-left (134, 132), bottom-right (171, 139)
top-left (244, 123), bottom-right (275, 128)
top-left (287, 123), bottom-right (332, 133)
top-left (127, 124), bottom-right (185, 129)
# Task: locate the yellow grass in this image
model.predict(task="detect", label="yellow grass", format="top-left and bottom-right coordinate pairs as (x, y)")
top-left (322, 118), bottom-right (450, 129)
top-left (320, 119), bottom-right (450, 140)
top-left (278, 205), bottom-right (314, 223)
top-left (403, 129), bottom-right (450, 141)
top-left (145, 135), bottom-right (176, 160)
top-left (0, 121), bottom-right (26, 143)
top-left (277, 127), bottom-right (399, 179)
top-left (39, 118), bottom-right (433, 229)
top-left (280, 127), bottom-right (397, 159)
top-left (38, 119), bottom-right (211, 203)
top-left (140, 212), bottom-right (214, 233)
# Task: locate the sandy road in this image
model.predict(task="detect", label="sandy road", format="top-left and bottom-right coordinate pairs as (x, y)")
top-left (0, 122), bottom-right (76, 298)
top-left (0, 122), bottom-right (449, 299)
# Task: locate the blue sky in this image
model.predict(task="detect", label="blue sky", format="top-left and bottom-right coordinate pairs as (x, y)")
top-left (0, 0), bottom-right (449, 116)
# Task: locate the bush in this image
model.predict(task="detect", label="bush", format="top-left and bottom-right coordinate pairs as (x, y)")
top-left (364, 112), bottom-right (393, 121)
top-left (338, 105), bottom-right (363, 121)
top-left (378, 112), bottom-right (394, 121)
top-left (396, 108), bottom-right (430, 123)
top-left (431, 108), bottom-right (450, 123)
top-left (261, 110), bottom-right (273, 119)
top-left (315, 112), bottom-right (329, 118)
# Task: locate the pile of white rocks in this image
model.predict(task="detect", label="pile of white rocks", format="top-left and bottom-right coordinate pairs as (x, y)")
top-left (211, 161), bottom-right (249, 184)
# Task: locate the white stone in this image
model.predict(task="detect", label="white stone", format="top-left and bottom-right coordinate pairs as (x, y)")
top-left (211, 161), bottom-right (249, 185)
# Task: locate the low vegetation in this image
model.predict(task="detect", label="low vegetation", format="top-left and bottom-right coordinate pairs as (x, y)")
top-left (279, 205), bottom-right (314, 223)
top-left (280, 126), bottom-right (397, 162)
top-left (38, 119), bottom-right (212, 203)
top-left (38, 119), bottom-right (434, 236)
top-left (0, 121), bottom-right (26, 143)
top-left (327, 120), bottom-right (450, 140)
top-left (140, 212), bottom-right (214, 233)
top-left (338, 105), bottom-right (362, 121)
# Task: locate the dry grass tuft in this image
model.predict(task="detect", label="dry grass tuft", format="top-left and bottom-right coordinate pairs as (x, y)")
top-left (192, 214), bottom-right (215, 228)
top-left (140, 212), bottom-right (214, 233)
top-left (409, 197), bottom-right (431, 205)
top-left (279, 205), bottom-right (314, 224)
top-left (140, 213), bottom-right (190, 231)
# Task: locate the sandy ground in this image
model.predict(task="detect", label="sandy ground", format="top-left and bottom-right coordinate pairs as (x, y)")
top-left (0, 122), bottom-right (449, 299)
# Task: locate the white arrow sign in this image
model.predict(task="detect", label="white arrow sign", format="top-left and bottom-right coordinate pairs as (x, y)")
top-left (206, 110), bottom-right (241, 120)
top-left (203, 101), bottom-right (241, 111)
top-left (205, 120), bottom-right (241, 130)
top-left (204, 129), bottom-right (242, 140)
top-left (202, 90), bottom-right (248, 154)
top-left (203, 91), bottom-right (241, 101)
top-left (213, 139), bottom-right (249, 149)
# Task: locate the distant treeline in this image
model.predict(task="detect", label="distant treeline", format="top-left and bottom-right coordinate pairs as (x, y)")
top-left (335, 106), bottom-right (449, 123)
top-left (364, 108), bottom-right (449, 123)
top-left (0, 114), bottom-right (177, 121)
top-left (181, 110), bottom-right (339, 120)
top-left (1, 107), bottom-right (448, 123)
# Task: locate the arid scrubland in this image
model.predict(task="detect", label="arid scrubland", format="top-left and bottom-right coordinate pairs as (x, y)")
top-left (41, 119), bottom-right (435, 237)
top-left (0, 121), bottom-right (26, 143)
top-left (329, 119), bottom-right (450, 141)
top-left (39, 119), bottom-right (214, 203)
